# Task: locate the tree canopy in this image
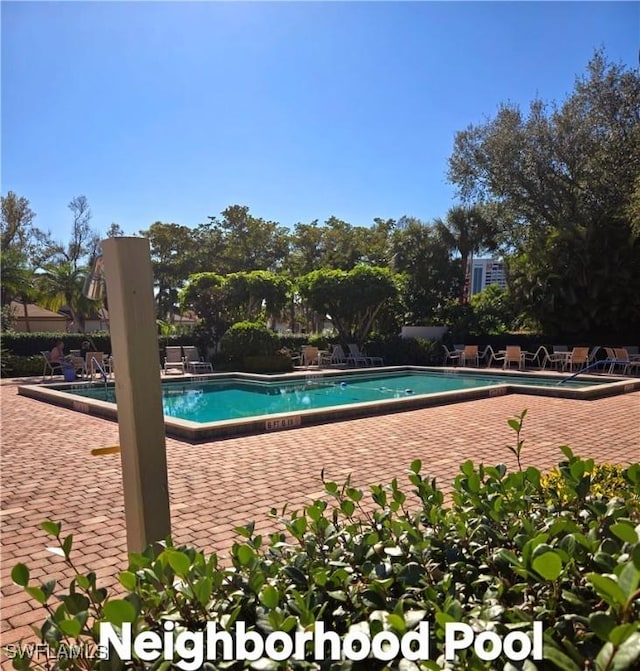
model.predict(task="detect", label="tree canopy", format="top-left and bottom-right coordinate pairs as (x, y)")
top-left (448, 51), bottom-right (640, 336)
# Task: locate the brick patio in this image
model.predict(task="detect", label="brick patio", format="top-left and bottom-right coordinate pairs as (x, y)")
top-left (1, 377), bottom-right (639, 660)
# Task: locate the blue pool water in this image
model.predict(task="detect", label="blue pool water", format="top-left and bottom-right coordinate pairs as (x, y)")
top-left (68, 370), bottom-right (602, 424)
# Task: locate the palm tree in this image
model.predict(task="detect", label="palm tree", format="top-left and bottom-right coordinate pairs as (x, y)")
top-left (37, 261), bottom-right (96, 332)
top-left (435, 205), bottom-right (498, 303)
top-left (1, 248), bottom-right (37, 331)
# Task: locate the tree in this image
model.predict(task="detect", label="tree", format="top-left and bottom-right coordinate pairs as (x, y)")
top-left (434, 205), bottom-right (497, 303)
top-left (391, 218), bottom-right (461, 324)
top-left (207, 205), bottom-right (290, 273)
top-left (37, 261), bottom-right (92, 332)
top-left (298, 266), bottom-right (398, 345)
top-left (448, 51), bottom-right (640, 336)
top-left (140, 222), bottom-right (201, 320)
top-left (106, 223), bottom-right (126, 238)
top-left (178, 272), bottom-right (229, 345)
top-left (225, 271), bottom-right (290, 323)
top-left (1, 191), bottom-right (36, 251)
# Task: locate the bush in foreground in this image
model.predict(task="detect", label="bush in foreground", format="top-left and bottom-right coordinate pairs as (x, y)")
top-left (9, 413), bottom-right (640, 670)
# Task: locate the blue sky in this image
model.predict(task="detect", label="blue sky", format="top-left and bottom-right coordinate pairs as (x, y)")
top-left (2, 1), bottom-right (638, 244)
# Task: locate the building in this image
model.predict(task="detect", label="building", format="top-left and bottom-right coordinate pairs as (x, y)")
top-left (467, 257), bottom-right (507, 297)
top-left (6, 301), bottom-right (70, 333)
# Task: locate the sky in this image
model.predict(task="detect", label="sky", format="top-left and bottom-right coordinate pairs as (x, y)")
top-left (2, 1), bottom-right (639, 244)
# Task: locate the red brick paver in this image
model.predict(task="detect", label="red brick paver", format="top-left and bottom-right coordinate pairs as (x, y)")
top-left (1, 379), bottom-right (639, 661)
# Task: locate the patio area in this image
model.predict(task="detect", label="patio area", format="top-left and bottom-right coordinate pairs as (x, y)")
top-left (1, 376), bottom-right (639, 658)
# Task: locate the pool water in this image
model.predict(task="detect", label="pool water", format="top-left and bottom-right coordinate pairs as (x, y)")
top-left (68, 371), bottom-right (601, 424)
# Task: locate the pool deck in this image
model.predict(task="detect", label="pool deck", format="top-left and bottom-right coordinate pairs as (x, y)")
top-left (1, 373), bottom-right (639, 659)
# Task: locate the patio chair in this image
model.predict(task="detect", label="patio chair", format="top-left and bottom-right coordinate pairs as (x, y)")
top-left (544, 346), bottom-right (570, 370)
top-left (566, 347), bottom-right (589, 372)
top-left (164, 346), bottom-right (185, 374)
top-left (85, 352), bottom-right (108, 380)
top-left (622, 346), bottom-right (640, 361)
top-left (347, 344), bottom-right (384, 366)
top-left (613, 348), bottom-right (640, 375)
top-left (502, 345), bottom-right (524, 370)
top-left (442, 345), bottom-right (460, 366)
top-left (320, 344), bottom-right (349, 367)
top-left (183, 345), bottom-right (213, 374)
top-left (522, 346), bottom-right (547, 369)
top-left (301, 345), bottom-right (320, 367)
top-left (461, 345), bottom-right (479, 367)
top-left (41, 351), bottom-right (64, 381)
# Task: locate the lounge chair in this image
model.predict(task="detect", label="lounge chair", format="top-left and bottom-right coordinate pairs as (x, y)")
top-left (347, 344), bottom-right (384, 366)
top-left (320, 345), bottom-right (349, 367)
top-left (164, 346), bottom-right (185, 374)
top-left (442, 345), bottom-right (460, 366)
top-left (613, 348), bottom-right (640, 375)
top-left (461, 345), bottom-right (479, 367)
top-left (182, 346), bottom-right (213, 374)
top-left (41, 351), bottom-right (64, 381)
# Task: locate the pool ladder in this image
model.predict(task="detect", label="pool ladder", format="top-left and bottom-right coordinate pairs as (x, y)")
top-left (557, 359), bottom-right (618, 384)
top-left (89, 356), bottom-right (110, 395)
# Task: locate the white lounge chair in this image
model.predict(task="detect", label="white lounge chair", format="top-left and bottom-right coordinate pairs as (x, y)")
top-left (182, 346), bottom-right (213, 374)
top-left (347, 344), bottom-right (384, 366)
top-left (320, 345), bottom-right (349, 367)
top-left (164, 346), bottom-right (185, 374)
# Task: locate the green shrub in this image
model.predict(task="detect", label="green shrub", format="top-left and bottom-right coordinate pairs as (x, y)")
top-left (364, 334), bottom-right (439, 366)
top-left (220, 322), bottom-right (280, 361)
top-left (1, 332), bottom-right (113, 357)
top-left (9, 413), bottom-right (640, 670)
top-left (242, 354), bottom-right (294, 373)
top-left (1, 353), bottom-right (43, 377)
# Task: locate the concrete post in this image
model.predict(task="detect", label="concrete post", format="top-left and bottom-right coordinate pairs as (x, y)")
top-left (101, 237), bottom-right (171, 552)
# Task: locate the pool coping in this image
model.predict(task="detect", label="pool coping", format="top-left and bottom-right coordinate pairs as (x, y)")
top-left (17, 366), bottom-right (640, 442)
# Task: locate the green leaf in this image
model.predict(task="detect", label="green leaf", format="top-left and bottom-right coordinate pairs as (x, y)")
top-left (618, 561), bottom-right (640, 598)
top-left (507, 418), bottom-right (521, 432)
top-left (340, 500), bottom-right (355, 516)
top-left (387, 613), bottom-right (406, 633)
top-left (103, 599), bottom-right (136, 626)
top-left (611, 522), bottom-right (639, 545)
top-left (58, 619), bottom-right (82, 637)
top-left (118, 571), bottom-right (136, 591)
top-left (61, 534), bottom-right (73, 558)
top-left (532, 551), bottom-right (563, 581)
top-left (467, 471), bottom-right (481, 493)
top-left (609, 624), bottom-right (637, 647)
top-left (590, 612), bottom-right (617, 641)
top-left (40, 521), bottom-right (61, 537)
top-left (165, 550), bottom-right (191, 578)
top-left (587, 573), bottom-right (628, 607)
top-left (236, 544), bottom-right (256, 566)
top-left (610, 632), bottom-right (640, 670)
top-left (194, 577), bottom-right (213, 606)
top-left (25, 586), bottom-right (46, 604)
top-left (259, 585), bottom-right (279, 609)
top-left (11, 563), bottom-right (29, 587)
top-left (410, 459), bottom-right (421, 474)
top-left (543, 642), bottom-right (581, 671)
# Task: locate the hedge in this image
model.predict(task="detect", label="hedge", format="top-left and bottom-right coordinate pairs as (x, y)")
top-left (9, 412), bottom-right (640, 670)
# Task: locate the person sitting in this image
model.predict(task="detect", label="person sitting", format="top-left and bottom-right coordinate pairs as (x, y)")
top-left (48, 340), bottom-right (69, 375)
top-left (50, 340), bottom-right (66, 364)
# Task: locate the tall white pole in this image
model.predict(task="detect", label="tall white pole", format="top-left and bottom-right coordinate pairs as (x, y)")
top-left (101, 237), bottom-right (171, 552)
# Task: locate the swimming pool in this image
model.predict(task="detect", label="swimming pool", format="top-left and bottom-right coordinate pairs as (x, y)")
top-left (18, 367), bottom-right (639, 442)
